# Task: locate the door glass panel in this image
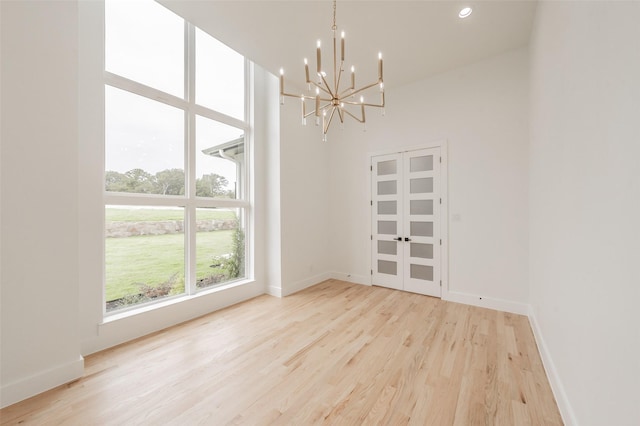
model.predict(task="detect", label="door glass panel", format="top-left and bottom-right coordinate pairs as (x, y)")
top-left (377, 160), bottom-right (397, 176)
top-left (377, 201), bottom-right (397, 215)
top-left (410, 221), bottom-right (433, 237)
top-left (378, 260), bottom-right (397, 275)
top-left (410, 177), bottom-right (433, 194)
top-left (410, 264), bottom-right (433, 281)
top-left (410, 155), bottom-right (433, 172)
top-left (410, 200), bottom-right (433, 215)
top-left (377, 180), bottom-right (397, 195)
top-left (378, 240), bottom-right (397, 255)
top-left (410, 243), bottom-right (433, 259)
top-left (377, 220), bottom-right (397, 235)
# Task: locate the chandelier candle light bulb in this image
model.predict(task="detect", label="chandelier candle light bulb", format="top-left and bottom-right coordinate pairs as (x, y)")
top-left (279, 0), bottom-right (385, 139)
top-left (351, 66), bottom-right (355, 88)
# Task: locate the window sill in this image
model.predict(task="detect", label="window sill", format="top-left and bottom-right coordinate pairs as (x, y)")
top-left (101, 278), bottom-right (255, 325)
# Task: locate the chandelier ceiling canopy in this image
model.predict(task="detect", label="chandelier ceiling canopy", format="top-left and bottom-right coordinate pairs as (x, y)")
top-left (279, 0), bottom-right (385, 141)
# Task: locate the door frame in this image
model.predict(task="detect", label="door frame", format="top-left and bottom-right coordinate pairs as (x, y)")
top-left (369, 140), bottom-right (449, 299)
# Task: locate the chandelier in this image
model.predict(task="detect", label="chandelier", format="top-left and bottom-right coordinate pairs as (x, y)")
top-left (279, 0), bottom-right (385, 141)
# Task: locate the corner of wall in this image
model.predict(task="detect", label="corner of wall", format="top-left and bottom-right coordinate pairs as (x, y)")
top-left (527, 305), bottom-right (577, 426)
top-left (1, 357), bottom-right (84, 409)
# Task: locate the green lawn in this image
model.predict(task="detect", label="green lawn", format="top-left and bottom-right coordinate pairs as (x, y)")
top-left (105, 229), bottom-right (235, 301)
top-left (106, 207), bottom-right (236, 222)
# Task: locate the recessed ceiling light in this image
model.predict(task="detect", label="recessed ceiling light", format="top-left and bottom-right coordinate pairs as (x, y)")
top-left (459, 7), bottom-right (472, 18)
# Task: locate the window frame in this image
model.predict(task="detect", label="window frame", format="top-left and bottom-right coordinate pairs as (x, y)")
top-left (103, 10), bottom-right (252, 317)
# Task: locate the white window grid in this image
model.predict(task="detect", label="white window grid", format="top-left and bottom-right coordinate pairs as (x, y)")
top-left (103, 20), bottom-right (252, 315)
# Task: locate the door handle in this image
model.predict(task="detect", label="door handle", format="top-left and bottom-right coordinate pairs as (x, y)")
top-left (405, 237), bottom-right (411, 242)
top-left (395, 237), bottom-right (402, 241)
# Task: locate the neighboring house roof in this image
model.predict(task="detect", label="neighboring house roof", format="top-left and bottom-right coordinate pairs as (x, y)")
top-left (201, 136), bottom-right (244, 160)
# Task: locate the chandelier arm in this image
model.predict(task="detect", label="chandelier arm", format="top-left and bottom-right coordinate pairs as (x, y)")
top-left (283, 92), bottom-right (313, 100)
top-left (337, 106), bottom-right (345, 123)
top-left (348, 80), bottom-right (383, 99)
top-left (282, 92), bottom-right (333, 104)
top-left (308, 80), bottom-right (333, 97)
top-left (319, 74), bottom-right (336, 98)
top-left (310, 102), bottom-right (333, 117)
top-left (324, 107), bottom-right (338, 134)
top-left (333, 35), bottom-right (338, 94)
top-left (341, 100), bottom-right (383, 108)
top-left (335, 64), bottom-right (344, 95)
top-left (343, 100), bottom-right (385, 108)
top-left (342, 108), bottom-right (365, 123)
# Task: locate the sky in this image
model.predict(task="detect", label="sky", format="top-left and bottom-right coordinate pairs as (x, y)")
top-left (104, 0), bottom-right (245, 189)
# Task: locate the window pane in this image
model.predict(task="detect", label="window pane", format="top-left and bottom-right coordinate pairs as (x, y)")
top-left (105, 86), bottom-right (184, 194)
top-left (196, 116), bottom-right (244, 199)
top-left (105, 0), bottom-right (184, 97)
top-left (196, 28), bottom-right (245, 120)
top-left (105, 206), bottom-right (185, 312)
top-left (196, 208), bottom-right (245, 290)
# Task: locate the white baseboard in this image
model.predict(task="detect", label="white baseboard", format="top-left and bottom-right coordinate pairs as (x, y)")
top-left (266, 284), bottom-right (282, 297)
top-left (281, 271), bottom-right (334, 297)
top-left (329, 271), bottom-right (371, 286)
top-left (443, 290), bottom-right (529, 315)
top-left (528, 306), bottom-right (577, 426)
top-left (1, 355), bottom-right (84, 409)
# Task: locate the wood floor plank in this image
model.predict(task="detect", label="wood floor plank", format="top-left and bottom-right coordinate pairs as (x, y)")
top-left (0, 280), bottom-right (563, 425)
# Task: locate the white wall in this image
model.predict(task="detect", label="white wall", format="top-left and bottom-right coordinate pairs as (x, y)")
top-left (329, 48), bottom-right (530, 312)
top-left (0, 1), bottom-right (84, 407)
top-left (529, 2), bottom-right (640, 425)
top-left (277, 100), bottom-right (332, 296)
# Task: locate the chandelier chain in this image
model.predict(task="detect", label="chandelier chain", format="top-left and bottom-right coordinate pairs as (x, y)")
top-left (332, 0), bottom-right (337, 31)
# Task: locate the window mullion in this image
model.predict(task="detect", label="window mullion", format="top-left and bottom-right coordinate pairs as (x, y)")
top-left (186, 22), bottom-right (197, 295)
top-left (105, 71), bottom-right (188, 111)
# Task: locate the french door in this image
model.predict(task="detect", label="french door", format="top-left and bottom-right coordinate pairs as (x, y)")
top-left (371, 147), bottom-right (441, 297)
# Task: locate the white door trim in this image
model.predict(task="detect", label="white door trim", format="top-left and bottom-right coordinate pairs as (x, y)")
top-left (369, 140), bottom-right (449, 298)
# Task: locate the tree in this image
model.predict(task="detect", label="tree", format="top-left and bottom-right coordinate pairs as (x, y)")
top-left (155, 168), bottom-right (185, 195)
top-left (124, 168), bottom-right (155, 193)
top-left (225, 227), bottom-right (245, 279)
top-left (105, 170), bottom-right (129, 192)
top-left (196, 173), bottom-right (229, 198)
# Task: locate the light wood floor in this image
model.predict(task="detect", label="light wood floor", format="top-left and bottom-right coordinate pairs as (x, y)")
top-left (1, 280), bottom-right (562, 425)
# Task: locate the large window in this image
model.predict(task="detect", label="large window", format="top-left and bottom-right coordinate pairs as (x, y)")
top-left (104, 0), bottom-right (250, 314)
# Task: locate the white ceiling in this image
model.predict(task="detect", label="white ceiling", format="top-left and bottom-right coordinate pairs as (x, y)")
top-left (160, 0), bottom-right (537, 90)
